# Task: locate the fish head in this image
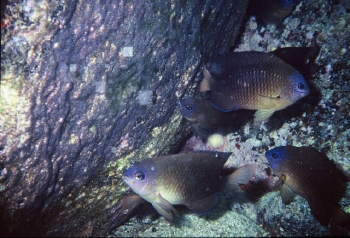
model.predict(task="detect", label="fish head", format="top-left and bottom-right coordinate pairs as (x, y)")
top-left (178, 98), bottom-right (199, 122)
top-left (282, 72), bottom-right (310, 102)
top-left (265, 146), bottom-right (290, 177)
top-left (122, 160), bottom-right (158, 198)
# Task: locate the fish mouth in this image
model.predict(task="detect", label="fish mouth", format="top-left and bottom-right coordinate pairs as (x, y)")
top-left (122, 175), bottom-right (129, 184)
top-left (176, 99), bottom-right (182, 108)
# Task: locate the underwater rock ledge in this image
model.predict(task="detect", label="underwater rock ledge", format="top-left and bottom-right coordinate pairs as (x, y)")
top-left (0, 0), bottom-right (247, 236)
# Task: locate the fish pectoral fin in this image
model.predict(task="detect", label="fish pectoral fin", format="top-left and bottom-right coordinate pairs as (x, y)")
top-left (152, 193), bottom-right (179, 221)
top-left (187, 193), bottom-right (220, 214)
top-left (121, 194), bottom-right (145, 216)
top-left (280, 184), bottom-right (296, 205)
top-left (253, 110), bottom-right (275, 123)
top-left (270, 176), bottom-right (283, 191)
top-left (193, 123), bottom-right (212, 141)
top-left (258, 94), bottom-right (281, 99)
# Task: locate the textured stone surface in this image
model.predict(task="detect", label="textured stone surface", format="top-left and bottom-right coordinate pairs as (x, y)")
top-left (0, 0), bottom-right (247, 236)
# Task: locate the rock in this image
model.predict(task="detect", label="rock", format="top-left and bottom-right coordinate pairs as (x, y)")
top-left (0, 0), bottom-right (247, 236)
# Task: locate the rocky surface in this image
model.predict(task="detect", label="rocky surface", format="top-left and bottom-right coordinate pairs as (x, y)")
top-left (1, 0), bottom-right (350, 237)
top-left (0, 0), bottom-right (248, 236)
top-left (115, 0), bottom-right (350, 236)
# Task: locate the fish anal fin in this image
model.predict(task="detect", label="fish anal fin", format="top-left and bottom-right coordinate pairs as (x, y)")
top-left (187, 193), bottom-right (220, 214)
top-left (152, 193), bottom-right (179, 221)
top-left (254, 110), bottom-right (275, 123)
top-left (280, 184), bottom-right (296, 205)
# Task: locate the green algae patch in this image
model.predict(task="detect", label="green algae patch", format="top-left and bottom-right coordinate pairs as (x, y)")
top-left (0, 80), bottom-right (22, 132)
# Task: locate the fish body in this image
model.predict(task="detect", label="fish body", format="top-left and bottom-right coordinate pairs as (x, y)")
top-left (122, 151), bottom-right (255, 221)
top-left (177, 98), bottom-right (254, 140)
top-left (265, 146), bottom-right (350, 227)
top-left (249, 0), bottom-right (301, 26)
top-left (200, 51), bottom-right (310, 122)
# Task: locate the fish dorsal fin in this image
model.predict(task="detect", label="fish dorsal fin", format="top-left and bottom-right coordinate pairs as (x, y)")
top-left (187, 193), bottom-right (220, 214)
top-left (280, 184), bottom-right (296, 205)
top-left (151, 193), bottom-right (179, 221)
top-left (253, 109), bottom-right (275, 122)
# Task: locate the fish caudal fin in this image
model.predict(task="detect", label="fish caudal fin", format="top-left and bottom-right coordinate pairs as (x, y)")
top-left (199, 67), bottom-right (213, 92)
top-left (331, 206), bottom-right (350, 228)
top-left (254, 109), bottom-right (275, 122)
top-left (309, 201), bottom-right (350, 227)
top-left (187, 193), bottom-right (220, 214)
top-left (225, 164), bottom-right (257, 191)
top-left (152, 193), bottom-right (180, 221)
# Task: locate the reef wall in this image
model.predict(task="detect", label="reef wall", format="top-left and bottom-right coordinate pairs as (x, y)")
top-left (0, 0), bottom-right (248, 236)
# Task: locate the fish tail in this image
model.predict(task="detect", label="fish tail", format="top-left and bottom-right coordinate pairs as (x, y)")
top-left (310, 201), bottom-right (350, 227)
top-left (199, 67), bottom-right (212, 92)
top-left (224, 164), bottom-right (257, 191)
top-left (330, 205), bottom-right (350, 228)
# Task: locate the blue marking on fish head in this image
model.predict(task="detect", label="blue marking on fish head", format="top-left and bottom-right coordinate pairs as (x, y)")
top-left (278, 0), bottom-right (300, 11)
top-left (122, 160), bottom-right (158, 198)
top-left (284, 72), bottom-right (310, 102)
top-left (265, 146), bottom-right (289, 176)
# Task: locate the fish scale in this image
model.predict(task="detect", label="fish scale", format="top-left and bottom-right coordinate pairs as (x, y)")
top-left (122, 151), bottom-right (256, 221)
top-left (218, 69), bottom-right (283, 109)
top-left (156, 158), bottom-right (217, 204)
top-left (177, 98), bottom-right (255, 140)
top-left (266, 146), bottom-right (350, 227)
top-left (122, 151), bottom-right (229, 220)
top-left (272, 148), bottom-right (345, 202)
top-left (200, 51), bottom-right (310, 122)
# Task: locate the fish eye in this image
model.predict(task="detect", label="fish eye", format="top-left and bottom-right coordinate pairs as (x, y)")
top-left (186, 105), bottom-right (193, 110)
top-left (298, 83), bottom-right (305, 90)
top-left (271, 153), bottom-right (279, 159)
top-left (135, 171), bottom-right (145, 180)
